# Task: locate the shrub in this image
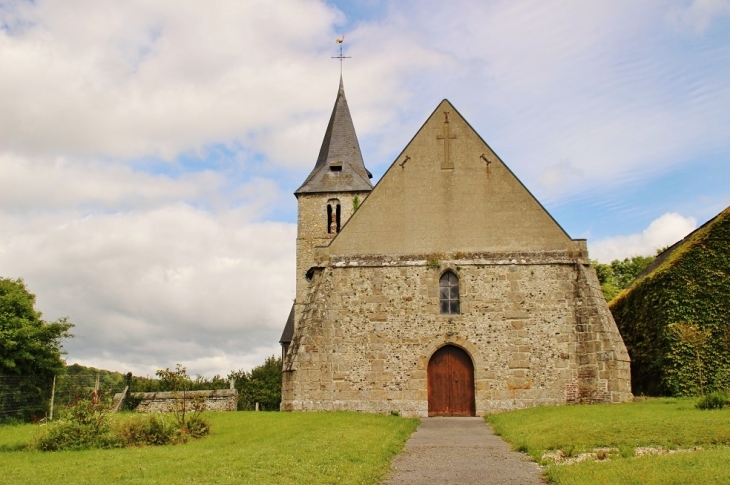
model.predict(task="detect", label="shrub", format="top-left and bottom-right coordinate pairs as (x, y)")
top-left (33, 389), bottom-right (211, 451)
top-left (185, 414), bottom-right (210, 439)
top-left (34, 391), bottom-right (121, 451)
top-left (696, 392), bottom-right (728, 410)
top-left (116, 414), bottom-right (177, 446)
top-left (114, 412), bottom-right (210, 446)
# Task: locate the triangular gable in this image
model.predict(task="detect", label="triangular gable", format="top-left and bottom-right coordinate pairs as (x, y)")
top-left (328, 100), bottom-right (574, 256)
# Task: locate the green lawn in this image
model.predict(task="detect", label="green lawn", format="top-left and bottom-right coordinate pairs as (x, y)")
top-left (0, 412), bottom-right (419, 485)
top-left (545, 448), bottom-right (730, 485)
top-left (487, 398), bottom-right (730, 484)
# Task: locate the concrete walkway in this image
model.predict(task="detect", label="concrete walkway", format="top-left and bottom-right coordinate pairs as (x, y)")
top-left (385, 417), bottom-right (544, 485)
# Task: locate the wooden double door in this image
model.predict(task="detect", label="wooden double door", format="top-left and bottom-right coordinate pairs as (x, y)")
top-left (427, 345), bottom-right (476, 417)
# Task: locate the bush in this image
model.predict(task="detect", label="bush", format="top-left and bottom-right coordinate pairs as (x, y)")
top-left (116, 414), bottom-right (176, 446)
top-left (185, 414), bottom-right (210, 439)
top-left (33, 391), bottom-right (211, 451)
top-left (696, 392), bottom-right (728, 410)
top-left (115, 413), bottom-right (210, 446)
top-left (34, 392), bottom-right (121, 451)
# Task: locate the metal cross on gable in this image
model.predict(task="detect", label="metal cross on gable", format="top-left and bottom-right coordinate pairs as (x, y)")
top-left (437, 111), bottom-right (456, 169)
top-left (332, 36), bottom-right (351, 75)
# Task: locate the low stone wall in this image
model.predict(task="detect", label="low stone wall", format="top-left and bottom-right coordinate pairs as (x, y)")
top-left (116, 389), bottom-right (238, 413)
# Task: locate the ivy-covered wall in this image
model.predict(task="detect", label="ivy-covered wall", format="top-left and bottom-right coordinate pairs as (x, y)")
top-left (609, 207), bottom-right (730, 396)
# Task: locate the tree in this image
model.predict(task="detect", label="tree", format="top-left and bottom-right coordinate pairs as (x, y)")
top-left (0, 277), bottom-right (74, 376)
top-left (592, 255), bottom-right (656, 302)
top-left (229, 356), bottom-right (282, 411)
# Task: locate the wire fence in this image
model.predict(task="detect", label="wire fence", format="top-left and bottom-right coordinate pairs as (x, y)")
top-left (0, 374), bottom-right (128, 422)
top-left (0, 375), bottom-right (52, 421)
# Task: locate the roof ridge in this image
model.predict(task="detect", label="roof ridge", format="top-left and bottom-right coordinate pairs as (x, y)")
top-left (612, 206), bottom-right (730, 304)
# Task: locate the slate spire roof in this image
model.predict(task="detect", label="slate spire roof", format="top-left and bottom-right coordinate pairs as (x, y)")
top-left (295, 76), bottom-right (373, 194)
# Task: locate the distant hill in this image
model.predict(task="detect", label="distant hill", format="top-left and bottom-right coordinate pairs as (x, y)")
top-left (610, 206), bottom-right (730, 396)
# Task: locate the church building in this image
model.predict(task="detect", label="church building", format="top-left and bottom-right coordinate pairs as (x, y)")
top-left (280, 77), bottom-right (633, 417)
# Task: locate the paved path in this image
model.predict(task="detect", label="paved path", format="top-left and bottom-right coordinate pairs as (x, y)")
top-left (385, 417), bottom-right (544, 485)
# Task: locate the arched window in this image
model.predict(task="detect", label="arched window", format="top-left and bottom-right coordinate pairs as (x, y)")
top-left (439, 271), bottom-right (460, 314)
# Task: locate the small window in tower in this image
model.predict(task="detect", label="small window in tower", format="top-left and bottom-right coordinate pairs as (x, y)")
top-left (439, 271), bottom-right (460, 314)
top-left (336, 204), bottom-right (341, 232)
top-left (327, 204), bottom-right (333, 234)
top-left (329, 161), bottom-right (343, 172)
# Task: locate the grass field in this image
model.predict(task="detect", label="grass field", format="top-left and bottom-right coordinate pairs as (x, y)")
top-left (0, 411), bottom-right (419, 485)
top-left (487, 398), bottom-right (730, 485)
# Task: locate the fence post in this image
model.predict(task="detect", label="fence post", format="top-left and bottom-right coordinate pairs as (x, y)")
top-left (255, 402), bottom-right (259, 412)
top-left (94, 373), bottom-right (100, 393)
top-left (49, 375), bottom-right (56, 421)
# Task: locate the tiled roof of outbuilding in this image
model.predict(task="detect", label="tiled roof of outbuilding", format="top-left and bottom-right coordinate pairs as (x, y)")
top-left (295, 76), bottom-right (373, 194)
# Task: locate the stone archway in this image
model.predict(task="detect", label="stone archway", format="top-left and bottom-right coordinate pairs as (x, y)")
top-left (427, 345), bottom-right (476, 417)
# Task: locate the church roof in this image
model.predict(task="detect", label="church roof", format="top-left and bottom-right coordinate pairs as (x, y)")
top-left (279, 303), bottom-right (295, 344)
top-left (295, 76), bottom-right (373, 195)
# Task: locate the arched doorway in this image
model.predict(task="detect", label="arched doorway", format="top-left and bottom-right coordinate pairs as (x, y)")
top-left (428, 345), bottom-right (476, 416)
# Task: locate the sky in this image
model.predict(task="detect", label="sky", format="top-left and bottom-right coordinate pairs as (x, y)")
top-left (1, 0), bottom-right (728, 377)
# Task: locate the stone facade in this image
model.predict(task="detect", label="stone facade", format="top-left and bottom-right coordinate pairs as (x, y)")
top-left (281, 91), bottom-right (632, 416)
top-left (282, 251), bottom-right (631, 416)
top-left (295, 192), bottom-right (370, 319)
top-left (120, 389), bottom-right (238, 413)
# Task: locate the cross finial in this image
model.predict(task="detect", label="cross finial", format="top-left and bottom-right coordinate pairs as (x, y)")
top-left (332, 36), bottom-right (351, 75)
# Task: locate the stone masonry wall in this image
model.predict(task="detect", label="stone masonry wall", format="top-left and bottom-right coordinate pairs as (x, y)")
top-left (295, 192), bottom-right (369, 332)
top-left (572, 264), bottom-right (633, 403)
top-left (124, 389), bottom-right (238, 413)
top-left (282, 253), bottom-right (632, 416)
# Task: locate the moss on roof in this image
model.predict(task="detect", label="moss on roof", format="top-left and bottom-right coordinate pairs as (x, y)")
top-left (609, 206), bottom-right (730, 396)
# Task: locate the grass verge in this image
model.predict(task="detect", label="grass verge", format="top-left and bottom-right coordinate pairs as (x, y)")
top-left (486, 398), bottom-right (730, 484)
top-left (544, 447), bottom-right (730, 485)
top-left (0, 411), bottom-right (418, 484)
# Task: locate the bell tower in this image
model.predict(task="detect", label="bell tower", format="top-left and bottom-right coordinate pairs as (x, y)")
top-left (279, 76), bottom-right (373, 353)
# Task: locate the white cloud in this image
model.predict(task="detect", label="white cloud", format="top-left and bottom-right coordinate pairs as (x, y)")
top-left (0, 0), bottom-right (343, 165)
top-left (538, 161), bottom-right (585, 192)
top-left (0, 204), bottom-right (295, 376)
top-left (340, 0), bottom-right (730, 198)
top-left (0, 153), bottom-right (225, 212)
top-left (3, 0), bottom-right (729, 186)
top-left (589, 212), bottom-right (697, 262)
top-left (667, 0), bottom-right (730, 33)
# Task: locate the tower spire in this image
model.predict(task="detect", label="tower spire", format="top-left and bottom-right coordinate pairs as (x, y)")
top-left (295, 75), bottom-right (372, 195)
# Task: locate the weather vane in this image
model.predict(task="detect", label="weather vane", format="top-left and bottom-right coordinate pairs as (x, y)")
top-left (332, 35), bottom-right (351, 75)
